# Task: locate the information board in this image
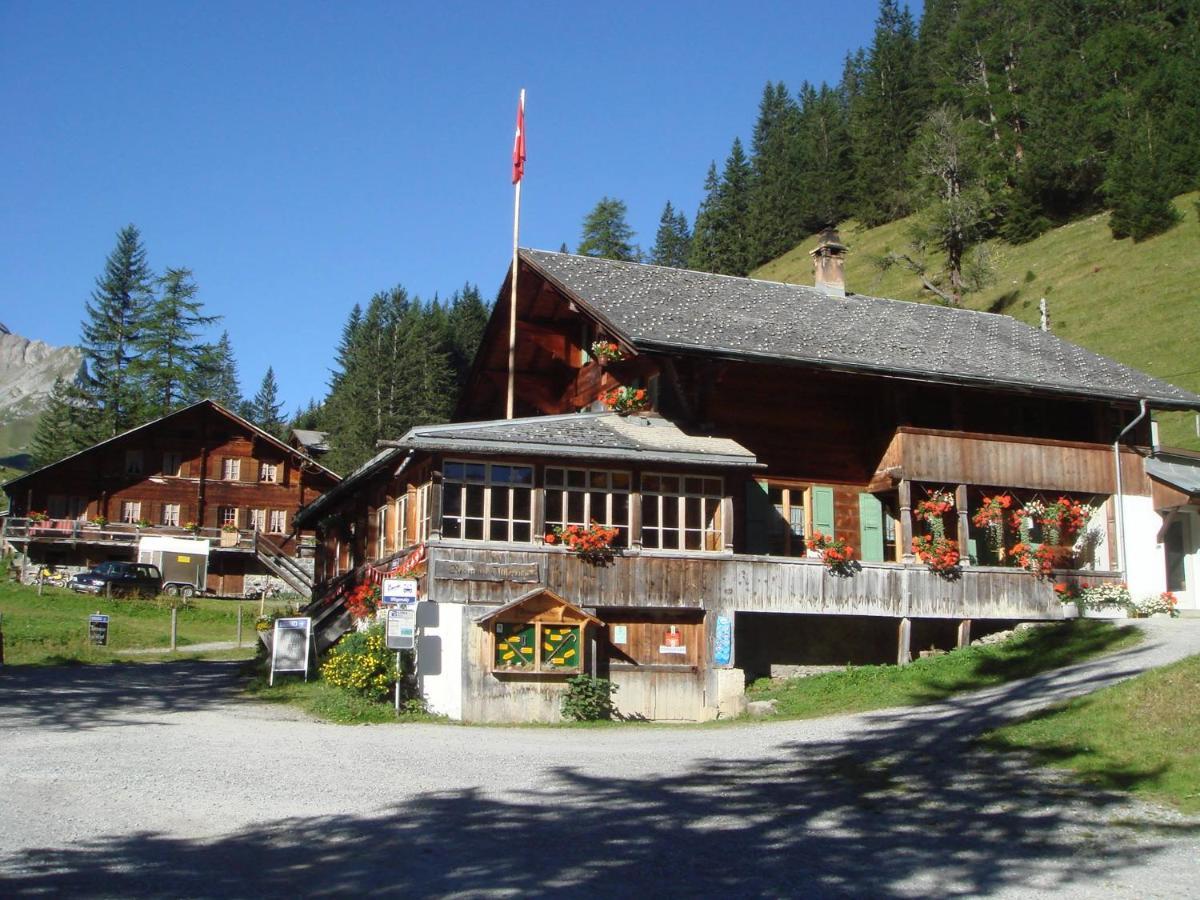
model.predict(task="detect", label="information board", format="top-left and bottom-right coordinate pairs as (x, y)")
top-left (88, 614), bottom-right (110, 646)
top-left (381, 578), bottom-right (418, 607)
top-left (270, 617), bottom-right (312, 685)
top-left (714, 615), bottom-right (733, 666)
top-left (386, 605), bottom-right (416, 650)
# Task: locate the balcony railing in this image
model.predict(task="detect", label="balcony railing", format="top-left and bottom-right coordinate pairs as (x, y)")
top-left (0, 516), bottom-right (259, 551)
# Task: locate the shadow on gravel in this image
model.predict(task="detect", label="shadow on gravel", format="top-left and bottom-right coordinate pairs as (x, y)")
top-left (0, 661), bottom-right (246, 731)
top-left (4, 639), bottom-right (1197, 898)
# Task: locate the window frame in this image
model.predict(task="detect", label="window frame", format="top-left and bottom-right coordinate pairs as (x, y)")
top-left (124, 449), bottom-right (144, 475)
top-left (162, 503), bottom-right (181, 527)
top-left (640, 472), bottom-right (724, 552)
top-left (766, 483), bottom-right (810, 557)
top-left (222, 458), bottom-right (241, 481)
top-left (248, 508), bottom-right (267, 532)
top-left (120, 500), bottom-right (142, 524)
top-left (259, 461), bottom-right (279, 484)
top-left (162, 451), bottom-right (184, 477)
top-left (269, 509), bottom-right (286, 534)
top-left (441, 460), bottom-right (534, 544)
top-left (543, 466), bottom-right (632, 548)
top-left (218, 506), bottom-right (239, 528)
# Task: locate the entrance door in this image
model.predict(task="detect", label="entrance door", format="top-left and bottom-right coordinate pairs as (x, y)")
top-left (1164, 514), bottom-right (1197, 610)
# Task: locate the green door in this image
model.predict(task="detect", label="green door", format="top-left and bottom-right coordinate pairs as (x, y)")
top-left (858, 493), bottom-right (885, 563)
top-left (812, 486), bottom-right (835, 537)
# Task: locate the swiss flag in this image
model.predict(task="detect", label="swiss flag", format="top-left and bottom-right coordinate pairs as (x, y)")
top-left (512, 92), bottom-right (526, 184)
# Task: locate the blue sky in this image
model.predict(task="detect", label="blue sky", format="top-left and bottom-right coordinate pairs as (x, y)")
top-left (1, 0), bottom-right (908, 412)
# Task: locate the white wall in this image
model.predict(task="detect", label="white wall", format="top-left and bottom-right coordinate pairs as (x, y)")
top-left (1119, 494), bottom-right (1167, 597)
top-left (417, 601), bottom-right (464, 720)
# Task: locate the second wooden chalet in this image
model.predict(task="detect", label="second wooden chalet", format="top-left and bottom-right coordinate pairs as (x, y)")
top-left (298, 238), bottom-right (1200, 722)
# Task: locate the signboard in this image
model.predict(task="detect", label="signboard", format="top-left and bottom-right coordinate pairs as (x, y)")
top-left (88, 614), bottom-right (110, 646)
top-left (433, 560), bottom-right (540, 583)
top-left (381, 578), bottom-right (418, 607)
top-left (386, 606), bottom-right (416, 650)
top-left (714, 615), bottom-right (732, 666)
top-left (270, 617), bottom-right (312, 685)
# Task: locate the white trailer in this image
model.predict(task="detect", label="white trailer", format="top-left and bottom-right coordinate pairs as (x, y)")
top-left (137, 535), bottom-right (210, 597)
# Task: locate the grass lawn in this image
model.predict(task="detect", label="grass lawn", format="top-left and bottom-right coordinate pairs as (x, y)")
top-left (982, 653), bottom-right (1200, 813)
top-left (0, 578), bottom-right (286, 665)
top-left (747, 620), bottom-right (1141, 721)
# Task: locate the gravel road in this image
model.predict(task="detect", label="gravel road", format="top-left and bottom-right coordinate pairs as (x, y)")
top-left (1, 619), bottom-right (1198, 899)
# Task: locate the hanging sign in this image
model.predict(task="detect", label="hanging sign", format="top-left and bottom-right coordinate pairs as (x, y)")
top-left (386, 605), bottom-right (416, 651)
top-left (714, 615), bottom-right (732, 666)
top-left (270, 617), bottom-right (312, 685)
top-left (88, 614), bottom-right (110, 646)
top-left (381, 578), bottom-right (418, 607)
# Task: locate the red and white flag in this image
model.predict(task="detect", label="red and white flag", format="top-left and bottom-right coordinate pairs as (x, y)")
top-left (511, 92), bottom-right (526, 184)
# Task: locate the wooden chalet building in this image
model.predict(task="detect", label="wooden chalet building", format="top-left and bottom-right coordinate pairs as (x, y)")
top-left (2, 400), bottom-right (340, 596)
top-left (298, 237), bottom-right (1200, 723)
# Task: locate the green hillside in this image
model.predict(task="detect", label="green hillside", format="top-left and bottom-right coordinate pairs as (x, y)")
top-left (753, 193), bottom-right (1200, 451)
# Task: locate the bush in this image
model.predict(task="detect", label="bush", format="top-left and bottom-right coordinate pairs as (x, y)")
top-left (320, 625), bottom-right (394, 702)
top-left (562, 675), bottom-right (618, 721)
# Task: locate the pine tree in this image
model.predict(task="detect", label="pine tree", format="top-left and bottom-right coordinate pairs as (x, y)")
top-left (649, 202), bottom-right (692, 268)
top-left (1106, 112), bottom-right (1180, 242)
top-left (794, 83), bottom-right (855, 233)
top-left (190, 330), bottom-right (243, 410)
top-left (247, 367), bottom-right (286, 437)
top-left (29, 377), bottom-right (93, 468)
top-left (139, 267), bottom-right (219, 416)
top-left (577, 197), bottom-right (639, 261)
top-left (79, 224), bottom-right (155, 438)
top-left (445, 284), bottom-right (490, 390)
top-left (688, 163), bottom-right (722, 273)
top-left (711, 138), bottom-right (754, 276)
top-left (747, 82), bottom-right (803, 266)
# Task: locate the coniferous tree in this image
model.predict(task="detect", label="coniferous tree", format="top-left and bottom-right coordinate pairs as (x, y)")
top-left (577, 197), bottom-right (639, 261)
top-left (794, 82), bottom-right (855, 234)
top-left (688, 163), bottom-right (722, 273)
top-left (445, 284), bottom-right (490, 390)
top-left (711, 139), bottom-right (754, 276)
top-left (29, 377), bottom-right (93, 468)
top-left (747, 83), bottom-right (803, 267)
top-left (247, 367), bottom-right (286, 437)
top-left (79, 224), bottom-right (155, 439)
top-left (139, 267), bottom-right (219, 416)
top-left (649, 202), bottom-right (692, 268)
top-left (190, 330), bottom-right (243, 410)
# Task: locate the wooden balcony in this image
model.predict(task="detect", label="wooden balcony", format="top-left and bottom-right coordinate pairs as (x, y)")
top-left (1, 516), bottom-right (259, 552)
top-left (421, 541), bottom-right (1119, 621)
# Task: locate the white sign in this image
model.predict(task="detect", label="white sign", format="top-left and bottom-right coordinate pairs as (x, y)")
top-left (611, 625), bottom-right (628, 645)
top-left (382, 578), bottom-right (419, 606)
top-left (270, 617), bottom-right (312, 685)
top-left (386, 606), bottom-right (416, 650)
top-left (658, 645), bottom-right (687, 655)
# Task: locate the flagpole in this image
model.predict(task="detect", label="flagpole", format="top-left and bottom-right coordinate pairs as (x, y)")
top-left (506, 88), bottom-right (525, 420)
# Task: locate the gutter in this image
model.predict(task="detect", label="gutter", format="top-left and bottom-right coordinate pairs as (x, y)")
top-left (1113, 399), bottom-right (1149, 580)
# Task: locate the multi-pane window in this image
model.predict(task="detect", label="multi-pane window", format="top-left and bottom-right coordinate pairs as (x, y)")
top-left (441, 461), bottom-right (534, 542)
top-left (641, 474), bottom-right (724, 551)
top-left (222, 458), bottom-right (241, 481)
top-left (395, 494), bottom-right (410, 549)
top-left (259, 462), bottom-right (278, 483)
top-left (767, 485), bottom-right (807, 557)
top-left (162, 503), bottom-right (181, 527)
top-left (544, 467), bottom-right (631, 547)
top-left (120, 501), bottom-right (142, 524)
top-left (269, 510), bottom-right (286, 534)
top-left (162, 452), bottom-right (184, 477)
top-left (249, 508), bottom-right (267, 532)
top-left (125, 450), bottom-right (144, 475)
top-left (376, 505), bottom-right (389, 558)
top-left (219, 506), bottom-right (239, 528)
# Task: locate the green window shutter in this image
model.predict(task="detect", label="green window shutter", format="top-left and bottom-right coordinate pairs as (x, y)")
top-left (744, 479), bottom-right (772, 554)
top-left (858, 493), bottom-right (885, 563)
top-left (812, 486), bottom-right (835, 537)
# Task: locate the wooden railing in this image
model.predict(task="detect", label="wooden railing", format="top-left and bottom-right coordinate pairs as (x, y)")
top-left (421, 542), bottom-right (1122, 621)
top-left (1, 516), bottom-right (258, 550)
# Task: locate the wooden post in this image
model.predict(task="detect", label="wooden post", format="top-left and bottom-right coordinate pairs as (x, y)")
top-left (897, 617), bottom-right (912, 666)
top-left (956, 619), bottom-right (972, 649)
top-left (629, 467), bottom-right (643, 551)
top-left (237, 604), bottom-right (243, 647)
top-left (170, 607), bottom-right (178, 651)
top-left (898, 480), bottom-right (914, 563)
top-left (955, 484), bottom-right (970, 563)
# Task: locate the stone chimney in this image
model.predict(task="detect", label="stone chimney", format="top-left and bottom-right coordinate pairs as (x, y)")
top-left (809, 227), bottom-right (848, 298)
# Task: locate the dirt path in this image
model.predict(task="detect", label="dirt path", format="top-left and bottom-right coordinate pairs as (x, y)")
top-left (1, 620), bottom-right (1197, 898)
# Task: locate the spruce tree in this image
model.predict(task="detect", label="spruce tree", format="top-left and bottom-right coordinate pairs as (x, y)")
top-left (139, 267), bottom-right (219, 416)
top-left (29, 377), bottom-right (93, 468)
top-left (577, 197), bottom-right (639, 261)
top-left (711, 139), bottom-right (754, 276)
top-left (649, 202), bottom-right (692, 268)
top-left (79, 224), bottom-right (155, 438)
top-left (247, 367), bottom-right (286, 437)
top-left (190, 330), bottom-right (243, 410)
top-left (445, 284), bottom-right (490, 390)
top-left (688, 163), bottom-right (722, 273)
top-left (747, 82), bottom-right (803, 267)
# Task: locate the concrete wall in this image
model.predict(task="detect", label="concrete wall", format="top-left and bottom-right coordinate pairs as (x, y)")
top-left (417, 601), bottom-right (464, 720)
top-left (1121, 494), bottom-right (1167, 597)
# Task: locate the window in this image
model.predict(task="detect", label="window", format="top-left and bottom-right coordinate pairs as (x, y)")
top-left (219, 506), bottom-right (239, 528)
top-left (396, 494), bottom-right (410, 549)
top-left (641, 474), bottom-right (724, 551)
top-left (415, 483), bottom-right (431, 542)
top-left (269, 510), bottom-right (286, 534)
top-left (544, 467), bottom-right (631, 547)
top-left (767, 485), bottom-right (807, 557)
top-left (120, 501), bottom-right (142, 524)
top-left (441, 461), bottom-right (533, 542)
top-left (162, 452), bottom-right (184, 477)
top-left (249, 508), bottom-right (266, 532)
top-left (377, 505), bottom-right (389, 558)
top-left (162, 503), bottom-right (181, 527)
top-left (125, 449), bottom-right (143, 475)
top-left (259, 462), bottom-right (278, 483)
top-left (222, 458), bottom-right (241, 481)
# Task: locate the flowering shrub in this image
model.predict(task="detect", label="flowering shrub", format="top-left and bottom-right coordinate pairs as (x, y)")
top-left (806, 530), bottom-right (856, 574)
top-left (184, 521), bottom-right (202, 534)
top-left (1128, 591), bottom-right (1179, 618)
top-left (912, 534), bottom-right (960, 574)
top-left (546, 522), bottom-right (620, 565)
top-left (345, 581), bottom-right (382, 622)
top-left (915, 489), bottom-right (955, 530)
top-left (320, 625), bottom-right (393, 701)
top-left (28, 510), bottom-right (48, 522)
top-left (590, 340), bottom-right (624, 363)
top-left (136, 518), bottom-right (152, 528)
top-left (90, 515), bottom-right (108, 527)
top-left (972, 493), bottom-right (1012, 551)
top-left (602, 385), bottom-right (648, 414)
top-left (1079, 581), bottom-right (1132, 611)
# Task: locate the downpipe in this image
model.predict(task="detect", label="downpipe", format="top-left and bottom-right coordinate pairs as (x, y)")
top-left (1113, 399), bottom-right (1148, 581)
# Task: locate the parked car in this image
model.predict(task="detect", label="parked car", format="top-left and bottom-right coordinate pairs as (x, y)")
top-left (69, 561), bottom-right (163, 598)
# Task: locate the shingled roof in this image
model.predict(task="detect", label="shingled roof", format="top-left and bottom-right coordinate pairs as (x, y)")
top-left (522, 249), bottom-right (1200, 410)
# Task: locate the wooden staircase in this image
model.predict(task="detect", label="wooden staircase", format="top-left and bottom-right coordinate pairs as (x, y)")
top-left (253, 532), bottom-right (314, 597)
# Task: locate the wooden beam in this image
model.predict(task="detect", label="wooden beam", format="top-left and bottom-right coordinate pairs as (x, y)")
top-left (955, 483), bottom-right (970, 560)
top-left (956, 619), bottom-right (972, 649)
top-left (898, 480), bottom-right (914, 563)
top-left (897, 617), bottom-right (912, 666)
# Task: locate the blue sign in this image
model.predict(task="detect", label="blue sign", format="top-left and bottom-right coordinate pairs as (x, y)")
top-left (714, 615), bottom-right (732, 666)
